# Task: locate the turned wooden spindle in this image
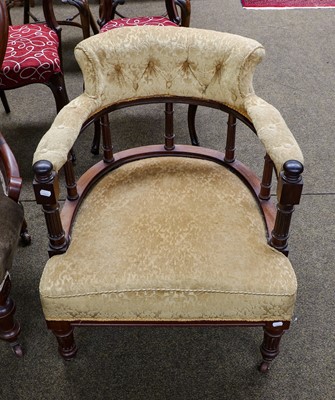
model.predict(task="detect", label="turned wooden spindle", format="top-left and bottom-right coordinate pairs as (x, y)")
top-left (63, 153), bottom-right (78, 201)
top-left (101, 114), bottom-right (114, 162)
top-left (165, 102), bottom-right (175, 150)
top-left (259, 154), bottom-right (274, 200)
top-left (224, 113), bottom-right (236, 163)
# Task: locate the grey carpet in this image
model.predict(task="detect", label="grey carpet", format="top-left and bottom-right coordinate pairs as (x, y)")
top-left (1, 1), bottom-right (334, 399)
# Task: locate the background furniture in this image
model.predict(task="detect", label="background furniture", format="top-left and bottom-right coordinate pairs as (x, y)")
top-left (98, 0), bottom-right (191, 31)
top-left (21, 0), bottom-right (99, 39)
top-left (33, 26), bottom-right (303, 372)
top-left (0, 131), bottom-right (30, 356)
top-left (0, 0), bottom-right (69, 114)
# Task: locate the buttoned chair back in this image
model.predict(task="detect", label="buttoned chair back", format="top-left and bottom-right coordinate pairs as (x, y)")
top-left (33, 26), bottom-right (303, 372)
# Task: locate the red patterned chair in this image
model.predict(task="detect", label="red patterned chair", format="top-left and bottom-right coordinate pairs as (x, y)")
top-left (0, 0), bottom-right (69, 115)
top-left (99, 0), bottom-right (191, 32)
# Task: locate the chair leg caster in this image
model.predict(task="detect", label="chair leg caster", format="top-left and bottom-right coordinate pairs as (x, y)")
top-left (20, 230), bottom-right (31, 246)
top-left (11, 342), bottom-right (23, 357)
top-left (259, 361), bottom-right (270, 373)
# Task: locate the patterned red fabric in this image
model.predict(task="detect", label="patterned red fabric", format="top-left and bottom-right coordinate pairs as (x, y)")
top-left (100, 16), bottom-right (178, 33)
top-left (0, 24), bottom-right (61, 90)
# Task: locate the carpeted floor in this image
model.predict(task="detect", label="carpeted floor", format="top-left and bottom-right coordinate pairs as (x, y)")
top-left (241, 0), bottom-right (335, 8)
top-left (1, 1), bottom-right (335, 399)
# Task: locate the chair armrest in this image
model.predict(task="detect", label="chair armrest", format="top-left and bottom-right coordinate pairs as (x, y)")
top-left (0, 132), bottom-right (22, 202)
top-left (244, 95), bottom-right (304, 176)
top-left (33, 94), bottom-right (96, 171)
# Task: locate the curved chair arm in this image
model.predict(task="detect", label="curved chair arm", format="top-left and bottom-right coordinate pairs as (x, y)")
top-left (33, 26), bottom-right (303, 178)
top-left (0, 132), bottom-right (22, 203)
top-left (244, 95), bottom-right (304, 175)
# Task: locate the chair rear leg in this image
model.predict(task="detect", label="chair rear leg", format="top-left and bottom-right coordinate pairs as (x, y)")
top-left (0, 275), bottom-right (22, 357)
top-left (0, 90), bottom-right (11, 114)
top-left (48, 321), bottom-right (78, 360)
top-left (188, 104), bottom-right (199, 146)
top-left (91, 120), bottom-right (101, 155)
top-left (20, 218), bottom-right (31, 246)
top-left (46, 74), bottom-right (70, 114)
top-left (259, 322), bottom-right (289, 372)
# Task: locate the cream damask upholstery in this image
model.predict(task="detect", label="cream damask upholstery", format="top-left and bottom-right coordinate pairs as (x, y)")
top-left (33, 26), bottom-right (304, 370)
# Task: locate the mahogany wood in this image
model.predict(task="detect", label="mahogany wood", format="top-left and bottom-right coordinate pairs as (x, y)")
top-left (0, 131), bottom-right (31, 355)
top-left (225, 113), bottom-right (237, 163)
top-left (259, 153), bottom-right (274, 200)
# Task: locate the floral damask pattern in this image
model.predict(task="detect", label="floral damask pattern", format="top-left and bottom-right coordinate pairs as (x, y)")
top-left (100, 16), bottom-right (177, 33)
top-left (0, 23), bottom-right (61, 89)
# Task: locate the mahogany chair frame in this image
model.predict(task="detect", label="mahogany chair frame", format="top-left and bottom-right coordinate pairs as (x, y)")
top-left (0, 131), bottom-right (30, 356)
top-left (33, 95), bottom-right (303, 372)
top-left (0, 0), bottom-right (69, 114)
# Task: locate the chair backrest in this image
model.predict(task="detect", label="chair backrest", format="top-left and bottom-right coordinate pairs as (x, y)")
top-left (0, 130), bottom-right (21, 202)
top-left (33, 26), bottom-right (303, 175)
top-left (0, 0), bottom-right (9, 68)
top-left (99, 0), bottom-right (191, 27)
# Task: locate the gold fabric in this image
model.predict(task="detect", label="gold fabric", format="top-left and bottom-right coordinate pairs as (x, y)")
top-left (33, 26), bottom-right (303, 174)
top-left (40, 157), bottom-right (297, 322)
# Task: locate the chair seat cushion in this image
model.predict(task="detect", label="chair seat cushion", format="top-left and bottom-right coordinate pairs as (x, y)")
top-left (0, 192), bottom-right (23, 283)
top-left (0, 24), bottom-right (61, 90)
top-left (100, 16), bottom-right (178, 33)
top-left (40, 157), bottom-right (297, 323)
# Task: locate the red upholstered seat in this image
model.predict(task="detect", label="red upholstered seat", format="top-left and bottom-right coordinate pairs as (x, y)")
top-left (0, 23), bottom-right (61, 90)
top-left (100, 16), bottom-right (178, 33)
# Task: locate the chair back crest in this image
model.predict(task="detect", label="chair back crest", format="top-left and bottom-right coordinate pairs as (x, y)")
top-left (75, 26), bottom-right (265, 114)
top-left (0, 0), bottom-right (9, 68)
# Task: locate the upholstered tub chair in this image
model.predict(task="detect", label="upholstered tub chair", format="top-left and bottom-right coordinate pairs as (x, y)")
top-left (0, 131), bottom-right (30, 356)
top-left (33, 26), bottom-right (304, 372)
top-left (0, 0), bottom-right (69, 114)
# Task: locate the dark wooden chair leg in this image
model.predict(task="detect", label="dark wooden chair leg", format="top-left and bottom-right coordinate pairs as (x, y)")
top-left (0, 275), bottom-right (23, 357)
top-left (48, 321), bottom-right (78, 360)
top-left (259, 322), bottom-right (288, 372)
top-left (91, 119), bottom-right (101, 155)
top-left (46, 74), bottom-right (70, 114)
top-left (188, 104), bottom-right (199, 146)
top-left (20, 218), bottom-right (31, 246)
top-left (0, 90), bottom-right (11, 114)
